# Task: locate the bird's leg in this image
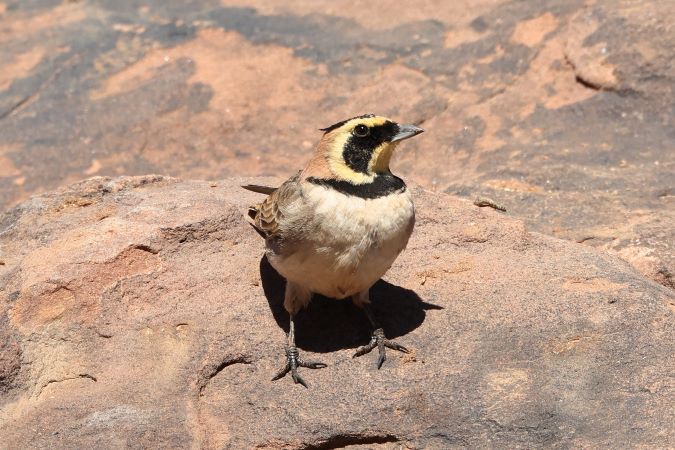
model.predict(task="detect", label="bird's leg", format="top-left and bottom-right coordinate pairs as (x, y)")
top-left (353, 302), bottom-right (409, 369)
top-left (272, 311), bottom-right (327, 388)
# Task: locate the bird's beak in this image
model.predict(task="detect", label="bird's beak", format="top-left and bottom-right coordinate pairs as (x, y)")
top-left (391, 124), bottom-right (424, 142)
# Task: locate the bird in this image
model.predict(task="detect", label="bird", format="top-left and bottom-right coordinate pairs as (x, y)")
top-left (243, 114), bottom-right (424, 387)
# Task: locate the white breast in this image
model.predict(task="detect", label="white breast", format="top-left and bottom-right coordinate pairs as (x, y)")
top-left (268, 183), bottom-right (415, 299)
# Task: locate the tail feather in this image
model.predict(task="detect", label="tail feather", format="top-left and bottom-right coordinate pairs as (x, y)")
top-left (241, 184), bottom-right (277, 195)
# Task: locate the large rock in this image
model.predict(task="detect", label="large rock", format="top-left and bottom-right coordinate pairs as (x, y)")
top-left (0, 0), bottom-right (673, 288)
top-left (0, 176), bottom-right (672, 448)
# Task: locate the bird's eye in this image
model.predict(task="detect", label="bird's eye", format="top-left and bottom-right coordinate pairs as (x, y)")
top-left (353, 124), bottom-right (370, 137)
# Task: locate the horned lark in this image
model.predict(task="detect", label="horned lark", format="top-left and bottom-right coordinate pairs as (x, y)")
top-left (244, 114), bottom-right (423, 387)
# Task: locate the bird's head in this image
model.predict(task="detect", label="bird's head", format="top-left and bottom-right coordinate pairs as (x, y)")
top-left (315, 114), bottom-right (424, 184)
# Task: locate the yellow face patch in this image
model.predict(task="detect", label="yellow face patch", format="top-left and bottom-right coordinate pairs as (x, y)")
top-left (369, 141), bottom-right (398, 173)
top-left (348, 116), bottom-right (390, 130)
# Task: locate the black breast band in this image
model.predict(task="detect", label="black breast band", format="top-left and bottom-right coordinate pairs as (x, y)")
top-left (306, 174), bottom-right (406, 199)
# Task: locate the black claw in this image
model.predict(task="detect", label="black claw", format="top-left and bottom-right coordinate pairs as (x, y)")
top-left (272, 346), bottom-right (326, 387)
top-left (291, 370), bottom-right (308, 388)
top-left (271, 362), bottom-right (291, 381)
top-left (353, 328), bottom-right (409, 369)
top-left (385, 341), bottom-right (410, 353)
top-left (377, 352), bottom-right (385, 370)
top-left (300, 360), bottom-right (328, 369)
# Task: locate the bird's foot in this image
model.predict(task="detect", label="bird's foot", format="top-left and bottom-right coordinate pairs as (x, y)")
top-left (272, 346), bottom-right (327, 388)
top-left (353, 328), bottom-right (409, 369)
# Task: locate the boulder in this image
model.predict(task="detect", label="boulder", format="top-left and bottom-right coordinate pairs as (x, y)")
top-left (0, 0), bottom-right (673, 288)
top-left (1, 176), bottom-right (672, 448)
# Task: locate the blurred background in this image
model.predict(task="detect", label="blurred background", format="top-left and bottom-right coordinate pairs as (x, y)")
top-left (0, 0), bottom-right (673, 287)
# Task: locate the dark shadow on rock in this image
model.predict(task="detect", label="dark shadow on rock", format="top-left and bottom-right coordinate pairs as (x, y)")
top-left (260, 255), bottom-right (443, 353)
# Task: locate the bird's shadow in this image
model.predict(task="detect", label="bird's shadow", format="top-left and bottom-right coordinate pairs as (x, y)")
top-left (260, 256), bottom-right (443, 353)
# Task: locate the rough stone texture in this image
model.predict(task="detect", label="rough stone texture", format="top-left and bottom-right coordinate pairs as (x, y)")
top-left (0, 176), bottom-right (673, 448)
top-left (0, 0), bottom-right (673, 288)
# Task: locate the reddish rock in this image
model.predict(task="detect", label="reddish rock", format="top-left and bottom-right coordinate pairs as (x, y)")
top-left (0, 0), bottom-right (672, 288)
top-left (0, 176), bottom-right (672, 448)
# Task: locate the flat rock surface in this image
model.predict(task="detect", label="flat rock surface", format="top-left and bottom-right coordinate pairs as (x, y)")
top-left (0, 0), bottom-right (673, 288)
top-left (0, 176), bottom-right (673, 448)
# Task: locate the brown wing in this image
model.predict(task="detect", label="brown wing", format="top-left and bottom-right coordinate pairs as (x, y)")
top-left (245, 174), bottom-right (301, 240)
